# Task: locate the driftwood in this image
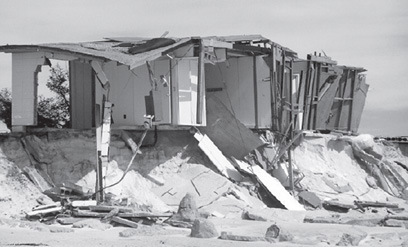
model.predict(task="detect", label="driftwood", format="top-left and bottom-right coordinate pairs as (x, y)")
top-left (111, 216), bottom-right (139, 228)
top-left (72, 209), bottom-right (172, 218)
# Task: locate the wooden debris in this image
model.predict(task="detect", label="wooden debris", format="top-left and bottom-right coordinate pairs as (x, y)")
top-left (72, 200), bottom-right (97, 208)
top-left (386, 214), bottom-right (408, 221)
top-left (23, 166), bottom-right (52, 192)
top-left (26, 206), bottom-right (63, 217)
top-left (220, 232), bottom-right (266, 242)
top-left (233, 158), bottom-right (305, 211)
top-left (354, 200), bottom-right (399, 208)
top-left (384, 219), bottom-right (405, 228)
top-left (111, 216), bottom-right (139, 228)
top-left (88, 205), bottom-right (134, 213)
top-left (32, 202), bottom-right (61, 211)
top-left (194, 132), bottom-right (243, 182)
top-left (298, 191), bottom-right (321, 208)
top-left (73, 209), bottom-right (172, 218)
top-left (56, 217), bottom-right (85, 225)
top-left (322, 200), bottom-right (355, 213)
top-left (101, 208), bottom-right (120, 223)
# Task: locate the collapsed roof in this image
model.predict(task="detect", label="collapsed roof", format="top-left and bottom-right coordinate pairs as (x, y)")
top-left (0, 35), bottom-right (297, 70)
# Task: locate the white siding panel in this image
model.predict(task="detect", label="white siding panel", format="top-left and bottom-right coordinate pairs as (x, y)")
top-left (12, 52), bottom-right (45, 126)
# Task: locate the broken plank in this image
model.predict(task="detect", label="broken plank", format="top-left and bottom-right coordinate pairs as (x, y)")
top-left (32, 202), bottom-right (61, 211)
top-left (101, 208), bottom-right (120, 223)
top-left (233, 158), bottom-right (304, 211)
top-left (73, 210), bottom-right (171, 218)
top-left (386, 214), bottom-right (408, 221)
top-left (199, 95), bottom-right (263, 159)
top-left (194, 132), bottom-right (243, 182)
top-left (89, 205), bottom-right (134, 213)
top-left (26, 206), bottom-right (63, 217)
top-left (323, 200), bottom-right (356, 213)
top-left (354, 200), bottom-right (399, 208)
top-left (118, 212), bottom-right (172, 218)
top-left (73, 210), bottom-right (106, 218)
top-left (220, 232), bottom-right (267, 242)
top-left (72, 200), bottom-right (97, 208)
top-left (111, 216), bottom-right (139, 228)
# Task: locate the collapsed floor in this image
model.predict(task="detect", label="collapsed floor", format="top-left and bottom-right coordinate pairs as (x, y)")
top-left (1, 129), bottom-right (408, 245)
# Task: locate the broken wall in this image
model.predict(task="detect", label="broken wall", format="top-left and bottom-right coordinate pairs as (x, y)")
top-left (205, 55), bottom-right (272, 129)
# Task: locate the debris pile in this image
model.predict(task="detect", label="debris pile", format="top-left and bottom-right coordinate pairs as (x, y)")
top-left (1, 128), bottom-right (408, 246)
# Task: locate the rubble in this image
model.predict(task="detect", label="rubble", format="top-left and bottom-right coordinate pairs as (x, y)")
top-left (1, 129), bottom-right (408, 246)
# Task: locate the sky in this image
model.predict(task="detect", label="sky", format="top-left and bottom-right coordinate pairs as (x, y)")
top-left (0, 0), bottom-right (407, 136)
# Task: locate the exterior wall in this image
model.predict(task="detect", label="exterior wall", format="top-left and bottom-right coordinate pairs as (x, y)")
top-left (70, 61), bottom-right (94, 129)
top-left (11, 52), bottom-right (45, 126)
top-left (255, 56), bottom-right (272, 128)
top-left (102, 60), bottom-right (171, 127)
top-left (205, 56), bottom-right (256, 127)
top-left (170, 57), bottom-right (206, 126)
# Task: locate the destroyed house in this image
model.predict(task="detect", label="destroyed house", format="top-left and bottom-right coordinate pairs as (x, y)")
top-left (0, 35), bottom-right (368, 136)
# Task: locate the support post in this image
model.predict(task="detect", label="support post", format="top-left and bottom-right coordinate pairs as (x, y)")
top-left (91, 60), bottom-right (112, 203)
top-left (196, 39), bottom-right (205, 124)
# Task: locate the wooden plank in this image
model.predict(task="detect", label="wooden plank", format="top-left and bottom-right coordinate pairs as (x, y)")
top-left (355, 200), bottom-right (399, 208)
top-left (101, 101), bottom-right (112, 156)
top-left (272, 47), bottom-right (279, 131)
top-left (253, 56), bottom-right (258, 128)
top-left (194, 132), bottom-right (243, 182)
top-left (303, 62), bottom-right (315, 130)
top-left (73, 210), bottom-right (172, 218)
top-left (198, 95), bottom-right (263, 159)
top-left (196, 40), bottom-right (205, 124)
top-left (233, 159), bottom-right (305, 211)
top-left (336, 70), bottom-right (350, 130)
top-left (347, 72), bottom-right (357, 131)
top-left (71, 200), bottom-right (97, 208)
top-left (89, 205), bottom-right (134, 213)
top-left (32, 202), bottom-right (61, 211)
top-left (23, 166), bottom-right (52, 192)
top-left (111, 216), bottom-right (139, 228)
top-left (91, 60), bottom-right (109, 88)
top-left (26, 206), bottom-right (63, 217)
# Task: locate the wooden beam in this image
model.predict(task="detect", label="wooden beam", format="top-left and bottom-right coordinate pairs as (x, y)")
top-left (196, 40), bottom-right (205, 124)
top-left (347, 71), bottom-right (357, 132)
top-left (336, 70), bottom-right (349, 130)
top-left (91, 61), bottom-right (110, 89)
top-left (111, 216), bottom-right (139, 228)
top-left (253, 56), bottom-right (259, 128)
top-left (303, 62), bottom-right (315, 130)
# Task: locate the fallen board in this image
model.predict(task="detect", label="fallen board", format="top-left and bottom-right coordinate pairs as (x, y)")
top-left (194, 132), bottom-right (243, 182)
top-left (233, 158), bottom-right (305, 211)
top-left (199, 95), bottom-right (263, 159)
